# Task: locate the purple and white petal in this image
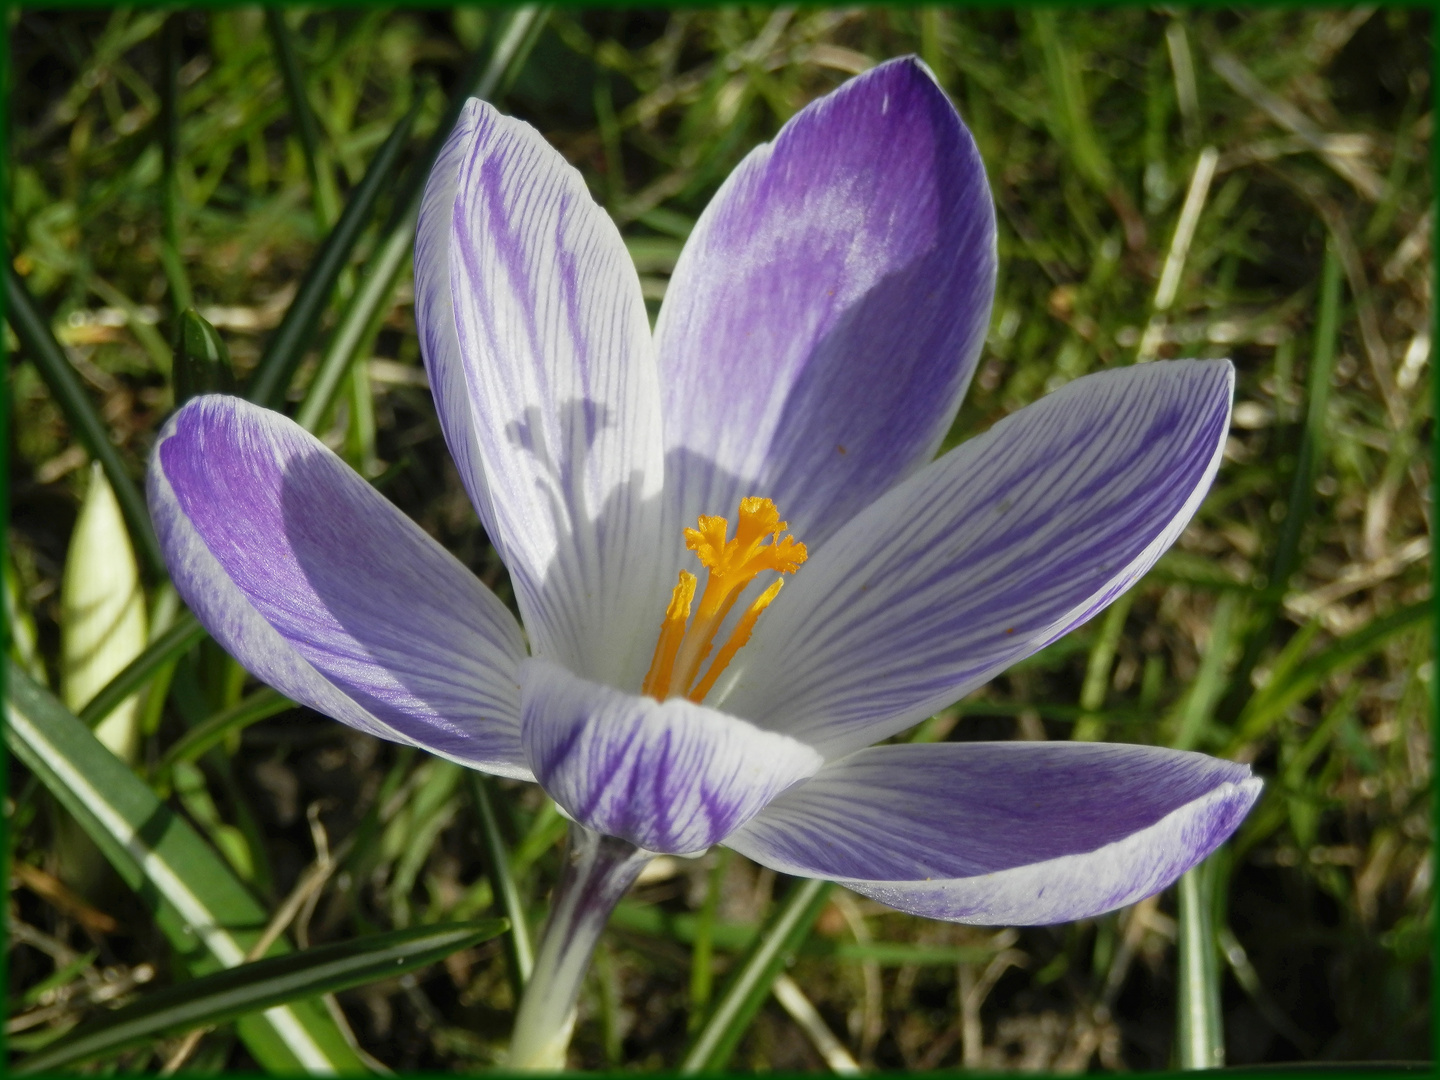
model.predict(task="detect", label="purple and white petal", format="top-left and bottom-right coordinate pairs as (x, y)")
top-left (721, 359), bottom-right (1233, 758)
top-left (149, 396), bottom-right (532, 779)
top-left (728, 742), bottom-right (1262, 925)
top-left (521, 659), bottom-right (822, 855)
top-left (422, 99), bottom-right (669, 689)
top-left (415, 101), bottom-right (499, 549)
top-left (655, 57), bottom-right (996, 548)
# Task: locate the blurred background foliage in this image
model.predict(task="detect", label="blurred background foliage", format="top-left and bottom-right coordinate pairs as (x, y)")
top-left (6, 4), bottom-right (1433, 1072)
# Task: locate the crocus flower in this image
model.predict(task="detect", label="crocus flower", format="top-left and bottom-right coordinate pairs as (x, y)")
top-left (148, 57), bottom-right (1260, 1067)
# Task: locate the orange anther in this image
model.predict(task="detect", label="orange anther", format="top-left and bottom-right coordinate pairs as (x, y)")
top-left (642, 498), bottom-right (806, 702)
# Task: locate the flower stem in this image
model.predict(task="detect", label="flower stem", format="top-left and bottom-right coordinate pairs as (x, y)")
top-left (508, 823), bottom-right (652, 1069)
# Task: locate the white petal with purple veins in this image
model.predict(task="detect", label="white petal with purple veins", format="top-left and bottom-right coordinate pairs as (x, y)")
top-left (415, 101), bottom-right (499, 545)
top-left (437, 100), bottom-right (669, 689)
top-left (728, 742), bottom-right (1262, 924)
top-left (655, 57), bottom-right (996, 548)
top-left (150, 396), bottom-right (531, 779)
top-left (719, 359), bottom-right (1233, 758)
top-left (521, 659), bottom-right (822, 855)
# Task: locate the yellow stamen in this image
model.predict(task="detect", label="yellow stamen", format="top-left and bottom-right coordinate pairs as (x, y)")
top-left (641, 498), bottom-right (806, 702)
top-left (641, 570), bottom-right (696, 700)
top-left (687, 577), bottom-right (785, 703)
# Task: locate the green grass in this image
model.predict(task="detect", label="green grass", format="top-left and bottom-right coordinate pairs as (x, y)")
top-left (7, 6), bottom-right (1432, 1072)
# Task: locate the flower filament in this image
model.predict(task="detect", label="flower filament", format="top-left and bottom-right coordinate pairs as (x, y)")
top-left (642, 497), bottom-right (806, 703)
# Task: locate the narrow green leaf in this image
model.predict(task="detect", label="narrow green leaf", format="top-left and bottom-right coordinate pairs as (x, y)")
top-left (468, 773), bottom-right (534, 999)
top-left (295, 5), bottom-right (551, 434)
top-left (5, 664), bottom-right (367, 1074)
top-left (1030, 9), bottom-right (1113, 192)
top-left (1171, 592), bottom-right (1241, 751)
top-left (1071, 591), bottom-right (1135, 741)
top-left (265, 7), bottom-right (338, 229)
top-left (174, 308), bottom-right (236, 404)
top-left (1149, 550), bottom-right (1251, 590)
top-left (1283, 681), bottom-right (1363, 789)
top-left (1218, 243), bottom-right (1344, 725)
top-left (245, 104), bottom-right (417, 411)
top-left (680, 877), bottom-right (833, 1073)
top-left (152, 687), bottom-right (293, 789)
top-left (14, 920), bottom-right (506, 1075)
top-left (293, 177), bottom-right (416, 434)
top-left (5, 554), bottom-right (47, 683)
top-left (511, 796), bottom-right (568, 878)
top-left (1271, 243), bottom-right (1344, 600)
top-left (87, 275), bottom-right (174, 376)
top-left (159, 11), bottom-right (193, 316)
top-left (616, 896), bottom-right (1015, 970)
top-left (20, 948), bottom-right (101, 1010)
top-left (385, 5), bottom-right (550, 232)
top-left (473, 7), bottom-right (552, 112)
top-left (247, 6), bottom-right (548, 415)
top-left (611, 900), bottom-right (757, 952)
top-left (688, 848), bottom-right (731, 1031)
top-left (77, 613), bottom-right (205, 728)
top-left (1231, 601), bottom-right (1431, 748)
top-left (5, 267), bottom-right (165, 579)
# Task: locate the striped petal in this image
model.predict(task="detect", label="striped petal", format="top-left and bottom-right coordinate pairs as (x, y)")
top-left (655, 56), bottom-right (996, 549)
top-left (418, 99), bottom-right (668, 690)
top-left (149, 396), bottom-right (531, 779)
top-left (719, 359), bottom-right (1234, 758)
top-left (414, 100), bottom-right (498, 552)
top-left (728, 742), bottom-right (1262, 925)
top-left (521, 659), bottom-right (822, 855)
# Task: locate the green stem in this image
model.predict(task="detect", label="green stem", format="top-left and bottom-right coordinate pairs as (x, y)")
top-left (1176, 857), bottom-right (1224, 1068)
top-left (508, 823), bottom-right (651, 1069)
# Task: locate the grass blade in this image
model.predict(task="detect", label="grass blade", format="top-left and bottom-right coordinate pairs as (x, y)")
top-left (5, 663), bottom-right (367, 1074)
top-left (293, 176), bottom-right (415, 434)
top-left (1230, 600), bottom-right (1431, 749)
top-left (6, 267), bottom-right (165, 579)
top-left (468, 772), bottom-right (534, 998)
top-left (386, 5), bottom-right (550, 230)
top-left (152, 687), bottom-right (293, 789)
top-left (1071, 591), bottom-right (1134, 741)
top-left (1218, 243), bottom-right (1344, 725)
top-left (13, 920), bottom-right (507, 1074)
top-left (688, 848), bottom-right (731, 1032)
top-left (476, 6), bottom-right (551, 103)
top-left (159, 11), bottom-right (193, 316)
top-left (77, 612), bottom-right (205, 727)
top-left (265, 8), bottom-right (338, 229)
top-left (245, 104), bottom-right (418, 411)
top-left (680, 877), bottom-right (833, 1073)
top-left (294, 6), bottom-right (550, 434)
top-left (1172, 592), bottom-right (1242, 752)
top-left (1270, 243), bottom-right (1345, 603)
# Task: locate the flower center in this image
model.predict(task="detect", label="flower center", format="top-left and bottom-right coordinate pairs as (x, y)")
top-left (642, 497), bottom-right (807, 703)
